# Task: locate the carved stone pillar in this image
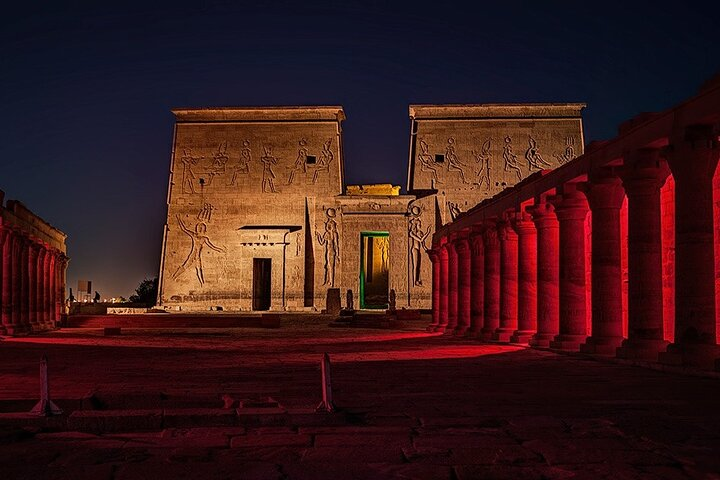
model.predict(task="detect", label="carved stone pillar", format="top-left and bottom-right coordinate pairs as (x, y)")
top-left (454, 234), bottom-right (472, 336)
top-left (445, 241), bottom-right (459, 333)
top-left (48, 251), bottom-right (57, 326)
top-left (427, 248), bottom-right (441, 332)
top-left (580, 170), bottom-right (626, 355)
top-left (480, 224), bottom-right (501, 341)
top-left (617, 150), bottom-right (670, 361)
top-left (36, 248), bottom-right (46, 327)
top-left (493, 217), bottom-right (518, 342)
top-left (42, 248), bottom-right (52, 327)
top-left (8, 233), bottom-right (28, 335)
top-left (511, 210), bottom-right (537, 344)
top-left (436, 242), bottom-right (450, 333)
top-left (27, 241), bottom-right (41, 331)
top-left (0, 228), bottom-right (9, 335)
top-left (529, 200), bottom-right (560, 347)
top-left (59, 254), bottom-right (69, 317)
top-left (20, 237), bottom-right (31, 331)
top-left (469, 228), bottom-right (485, 337)
top-left (549, 185), bottom-right (589, 351)
top-left (659, 125), bottom-right (720, 370)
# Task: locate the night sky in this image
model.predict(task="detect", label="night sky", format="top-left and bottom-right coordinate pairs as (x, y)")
top-left (2, 1), bottom-right (717, 298)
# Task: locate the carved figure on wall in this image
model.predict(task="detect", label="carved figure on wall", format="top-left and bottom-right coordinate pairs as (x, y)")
top-left (473, 139), bottom-right (492, 189)
top-left (418, 139), bottom-right (440, 184)
top-left (287, 138), bottom-right (309, 185)
top-left (229, 140), bottom-right (251, 186)
top-left (260, 145), bottom-right (279, 193)
top-left (408, 206), bottom-right (430, 286)
top-left (180, 148), bottom-right (203, 194)
top-left (312, 138), bottom-right (334, 184)
top-left (377, 236), bottom-right (389, 270)
top-left (207, 142), bottom-right (229, 185)
top-left (525, 136), bottom-right (551, 170)
top-left (317, 208), bottom-right (339, 287)
top-left (172, 214), bottom-right (226, 287)
top-left (503, 136), bottom-right (523, 181)
top-left (296, 232), bottom-right (302, 256)
top-left (448, 201), bottom-right (462, 221)
top-left (554, 136), bottom-right (577, 164)
top-left (197, 203), bottom-right (215, 223)
top-left (446, 137), bottom-right (469, 183)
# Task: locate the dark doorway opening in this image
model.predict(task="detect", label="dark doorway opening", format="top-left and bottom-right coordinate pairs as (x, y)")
top-left (360, 232), bottom-right (389, 309)
top-left (253, 258), bottom-right (272, 311)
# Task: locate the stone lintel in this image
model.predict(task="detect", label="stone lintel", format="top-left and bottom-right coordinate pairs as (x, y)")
top-left (1, 200), bottom-right (67, 251)
top-left (172, 106), bottom-right (346, 123)
top-left (409, 103), bottom-right (586, 120)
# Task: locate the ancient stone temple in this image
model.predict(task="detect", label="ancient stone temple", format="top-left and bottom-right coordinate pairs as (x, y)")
top-left (157, 104), bottom-right (585, 311)
top-left (0, 191), bottom-right (68, 334)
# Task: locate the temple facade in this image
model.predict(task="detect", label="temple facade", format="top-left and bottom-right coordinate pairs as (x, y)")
top-left (0, 191), bottom-right (68, 334)
top-left (157, 104), bottom-right (585, 311)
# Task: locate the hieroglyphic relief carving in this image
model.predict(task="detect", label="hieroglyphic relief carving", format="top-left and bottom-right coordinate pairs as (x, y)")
top-left (260, 145), bottom-right (279, 193)
top-left (197, 203), bottom-right (215, 223)
top-left (317, 208), bottom-right (339, 287)
top-left (312, 138), bottom-right (334, 184)
top-left (228, 140), bottom-right (251, 186)
top-left (408, 205), bottom-right (430, 286)
top-left (525, 136), bottom-right (551, 171)
top-left (207, 142), bottom-right (229, 185)
top-left (473, 139), bottom-right (492, 189)
top-left (555, 136), bottom-right (577, 164)
top-left (295, 232), bottom-right (302, 256)
top-left (172, 209), bottom-right (225, 286)
top-left (287, 138), bottom-right (309, 185)
top-left (446, 137), bottom-right (469, 183)
top-left (418, 139), bottom-right (440, 184)
top-left (377, 236), bottom-right (389, 270)
top-left (448, 201), bottom-right (462, 221)
top-left (503, 136), bottom-right (523, 181)
top-left (180, 148), bottom-right (203, 194)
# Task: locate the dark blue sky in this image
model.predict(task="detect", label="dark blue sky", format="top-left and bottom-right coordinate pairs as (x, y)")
top-left (2, 1), bottom-right (717, 298)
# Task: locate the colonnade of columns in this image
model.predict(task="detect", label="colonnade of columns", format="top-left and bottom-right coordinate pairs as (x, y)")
top-left (0, 225), bottom-right (68, 335)
top-left (428, 124), bottom-right (720, 371)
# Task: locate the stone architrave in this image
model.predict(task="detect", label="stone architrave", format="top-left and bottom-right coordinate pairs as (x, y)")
top-left (549, 185), bottom-right (589, 351)
top-left (510, 210), bottom-right (537, 344)
top-left (493, 216), bottom-right (518, 342)
top-left (580, 170), bottom-right (626, 355)
top-left (659, 125), bottom-right (720, 370)
top-left (480, 223), bottom-right (501, 341)
top-left (617, 150), bottom-right (670, 361)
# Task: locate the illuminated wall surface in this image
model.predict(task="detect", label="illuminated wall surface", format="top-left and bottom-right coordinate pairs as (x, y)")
top-left (158, 105), bottom-right (585, 311)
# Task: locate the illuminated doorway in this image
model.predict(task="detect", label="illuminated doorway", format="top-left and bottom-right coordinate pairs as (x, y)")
top-left (252, 258), bottom-right (271, 311)
top-left (360, 232), bottom-right (390, 309)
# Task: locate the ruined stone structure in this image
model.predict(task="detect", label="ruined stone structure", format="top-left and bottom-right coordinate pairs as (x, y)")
top-left (158, 104), bottom-right (584, 311)
top-left (429, 78), bottom-right (720, 371)
top-left (0, 191), bottom-right (68, 335)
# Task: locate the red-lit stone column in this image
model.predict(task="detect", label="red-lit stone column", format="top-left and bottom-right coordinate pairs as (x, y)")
top-left (529, 200), bottom-right (560, 347)
top-left (549, 185), bottom-right (589, 351)
top-left (48, 251), bottom-right (57, 326)
top-left (617, 150), bottom-right (670, 361)
top-left (580, 170), bottom-right (626, 355)
top-left (480, 224), bottom-right (500, 341)
top-left (36, 247), bottom-right (46, 327)
top-left (42, 248), bottom-right (52, 327)
top-left (59, 254), bottom-right (69, 318)
top-left (511, 210), bottom-right (537, 344)
top-left (659, 125), bottom-right (720, 370)
top-left (469, 228), bottom-right (485, 337)
top-left (27, 242), bottom-right (39, 331)
top-left (0, 227), bottom-right (9, 335)
top-left (436, 242), bottom-right (450, 333)
top-left (454, 234), bottom-right (472, 336)
top-left (493, 217), bottom-right (518, 342)
top-left (20, 237), bottom-right (30, 332)
top-left (8, 233), bottom-right (27, 335)
top-left (427, 248), bottom-right (441, 332)
top-left (445, 240), bottom-right (459, 334)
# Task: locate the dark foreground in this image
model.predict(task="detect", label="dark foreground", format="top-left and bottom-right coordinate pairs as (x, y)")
top-left (1, 321), bottom-right (719, 479)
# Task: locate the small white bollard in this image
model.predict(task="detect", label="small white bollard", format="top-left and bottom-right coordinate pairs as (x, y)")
top-left (316, 352), bottom-right (335, 413)
top-left (30, 355), bottom-right (63, 416)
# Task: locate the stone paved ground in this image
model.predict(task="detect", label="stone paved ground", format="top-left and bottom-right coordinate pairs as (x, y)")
top-left (1, 320), bottom-right (720, 479)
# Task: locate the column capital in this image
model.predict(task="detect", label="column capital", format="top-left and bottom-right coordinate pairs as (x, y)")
top-left (482, 224), bottom-right (499, 248)
top-left (582, 168), bottom-right (625, 211)
top-left (665, 123), bottom-right (720, 180)
top-left (454, 236), bottom-right (471, 255)
top-left (427, 247), bottom-right (440, 262)
top-left (549, 186), bottom-right (589, 221)
top-left (510, 210), bottom-right (535, 235)
top-left (620, 148), bottom-right (670, 192)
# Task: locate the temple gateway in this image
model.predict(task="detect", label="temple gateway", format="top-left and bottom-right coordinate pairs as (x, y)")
top-left (157, 104), bottom-right (584, 311)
